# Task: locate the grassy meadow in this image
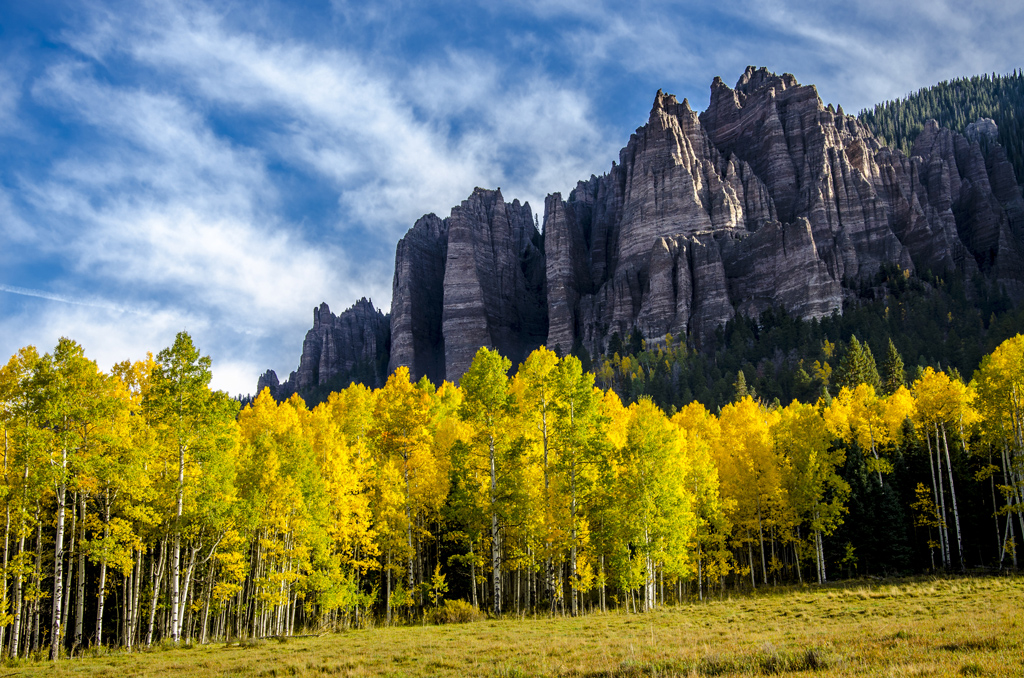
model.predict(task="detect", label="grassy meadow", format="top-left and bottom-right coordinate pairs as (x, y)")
top-left (7, 576), bottom-right (1023, 677)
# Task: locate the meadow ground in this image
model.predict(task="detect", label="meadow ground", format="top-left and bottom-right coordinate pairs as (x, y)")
top-left (5, 576), bottom-right (1022, 677)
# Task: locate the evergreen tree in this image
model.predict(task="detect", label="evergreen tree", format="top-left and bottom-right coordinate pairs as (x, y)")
top-left (882, 339), bottom-right (906, 395)
top-left (733, 370), bottom-right (749, 401)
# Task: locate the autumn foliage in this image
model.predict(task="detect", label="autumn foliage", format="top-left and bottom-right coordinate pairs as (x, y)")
top-left (1, 334), bottom-right (1023, 658)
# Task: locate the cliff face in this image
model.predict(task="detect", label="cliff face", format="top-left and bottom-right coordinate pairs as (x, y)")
top-left (257, 298), bottom-right (390, 400)
top-left (262, 66), bottom-right (1024, 394)
top-left (389, 188), bottom-right (547, 383)
top-left (537, 67), bottom-right (1024, 357)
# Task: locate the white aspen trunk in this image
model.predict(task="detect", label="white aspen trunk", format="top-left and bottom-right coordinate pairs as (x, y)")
top-left (1, 429), bottom-right (7, 656)
top-left (385, 551), bottom-right (392, 625)
top-left (987, 450), bottom-right (1001, 564)
top-left (933, 425), bottom-right (952, 568)
top-left (50, 448), bottom-right (68, 662)
top-left (146, 540), bottom-right (168, 646)
top-left (644, 526), bottom-right (654, 611)
top-left (125, 548), bottom-right (140, 651)
top-left (171, 439), bottom-right (185, 643)
top-left (74, 491), bottom-right (87, 649)
top-left (816, 528), bottom-right (826, 583)
top-left (8, 514), bottom-right (24, 658)
top-left (794, 526), bottom-right (803, 585)
top-left (940, 423), bottom-right (965, 570)
top-left (926, 432), bottom-right (948, 568)
top-left (179, 544), bottom-right (202, 636)
top-left (748, 538), bottom-right (756, 590)
top-left (9, 465), bottom-right (28, 659)
top-left (95, 490), bottom-right (111, 647)
top-left (489, 432), bottom-right (501, 616)
top-left (869, 430), bottom-right (883, 485)
top-left (569, 463), bottom-right (578, 617)
top-left (469, 541), bottom-right (477, 609)
top-left (756, 506), bottom-right (768, 586)
top-left (696, 547), bottom-right (703, 601)
top-left (999, 444), bottom-right (1019, 569)
top-left (200, 562), bottom-right (214, 644)
top-left (404, 457), bottom-right (414, 594)
top-left (61, 491), bottom-right (75, 642)
top-left (31, 513), bottom-right (42, 654)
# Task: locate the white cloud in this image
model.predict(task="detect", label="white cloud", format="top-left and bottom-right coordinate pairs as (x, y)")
top-left (9, 0), bottom-right (1020, 397)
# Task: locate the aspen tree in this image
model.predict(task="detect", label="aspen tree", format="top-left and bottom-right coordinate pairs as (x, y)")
top-left (459, 348), bottom-right (515, 615)
top-left (146, 332), bottom-right (238, 643)
top-left (513, 348), bottom-right (559, 610)
top-left (671, 403), bottom-right (731, 601)
top-left (550, 356), bottom-right (604, 615)
top-left (973, 336), bottom-right (1024, 567)
top-left (775, 401), bottom-right (848, 583)
top-left (29, 339), bottom-right (121, 660)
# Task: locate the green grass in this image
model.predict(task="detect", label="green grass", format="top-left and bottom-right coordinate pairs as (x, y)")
top-left (8, 576), bottom-right (1024, 677)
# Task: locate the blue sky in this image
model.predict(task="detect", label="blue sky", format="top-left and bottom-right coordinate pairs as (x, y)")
top-left (1, 0), bottom-right (1021, 395)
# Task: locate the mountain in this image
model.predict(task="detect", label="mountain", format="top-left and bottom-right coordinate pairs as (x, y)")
top-left (259, 66), bottom-right (1024, 398)
top-left (257, 298), bottom-right (390, 404)
top-left (859, 70), bottom-right (1024, 190)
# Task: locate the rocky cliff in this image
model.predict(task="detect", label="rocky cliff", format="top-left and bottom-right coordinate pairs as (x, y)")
top-left (389, 188), bottom-right (547, 383)
top-left (535, 66), bottom-right (1024, 359)
top-left (257, 298), bottom-right (390, 400)
top-left (262, 66), bottom-right (1024, 393)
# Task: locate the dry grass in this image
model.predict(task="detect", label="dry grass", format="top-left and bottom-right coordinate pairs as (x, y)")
top-left (7, 576), bottom-right (1023, 677)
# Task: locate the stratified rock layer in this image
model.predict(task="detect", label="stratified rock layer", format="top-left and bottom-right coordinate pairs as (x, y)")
top-left (390, 188), bottom-right (546, 383)
top-left (259, 299), bottom-right (390, 400)
top-left (536, 67), bottom-right (1024, 359)
top-left (265, 67), bottom-right (1024, 393)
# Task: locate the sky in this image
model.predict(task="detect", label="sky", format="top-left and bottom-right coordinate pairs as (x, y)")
top-left (1, 0), bottom-right (1021, 395)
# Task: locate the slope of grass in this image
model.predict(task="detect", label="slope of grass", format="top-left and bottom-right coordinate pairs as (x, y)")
top-left (10, 576), bottom-right (1023, 677)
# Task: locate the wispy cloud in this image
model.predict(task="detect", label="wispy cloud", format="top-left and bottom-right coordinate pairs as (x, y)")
top-left (3, 0), bottom-right (1020, 395)
top-left (0, 283), bottom-right (146, 315)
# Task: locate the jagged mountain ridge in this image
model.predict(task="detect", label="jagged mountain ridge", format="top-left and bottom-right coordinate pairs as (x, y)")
top-left (258, 298), bottom-right (390, 401)
top-left (259, 66), bottom-right (1024, 395)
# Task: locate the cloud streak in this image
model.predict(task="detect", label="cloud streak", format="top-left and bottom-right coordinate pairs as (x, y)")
top-left (2, 0), bottom-right (1020, 394)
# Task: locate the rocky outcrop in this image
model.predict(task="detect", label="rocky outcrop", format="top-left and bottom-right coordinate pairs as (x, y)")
top-left (259, 299), bottom-right (390, 401)
top-left (389, 214), bottom-right (448, 387)
top-left (533, 67), bottom-right (1024, 359)
top-left (389, 188), bottom-right (546, 383)
top-left (264, 66), bottom-right (1024, 393)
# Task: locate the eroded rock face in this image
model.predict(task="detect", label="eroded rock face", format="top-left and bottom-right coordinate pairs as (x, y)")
top-left (388, 188), bottom-right (546, 383)
top-left (262, 299), bottom-right (390, 401)
top-left (389, 214), bottom-right (448, 387)
top-left (265, 66), bottom-right (1024, 393)
top-left (538, 67), bottom-right (1024, 358)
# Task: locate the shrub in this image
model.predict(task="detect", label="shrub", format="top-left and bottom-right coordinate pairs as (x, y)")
top-left (430, 599), bottom-right (484, 624)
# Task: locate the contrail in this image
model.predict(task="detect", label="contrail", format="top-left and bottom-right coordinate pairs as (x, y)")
top-left (0, 284), bottom-right (144, 315)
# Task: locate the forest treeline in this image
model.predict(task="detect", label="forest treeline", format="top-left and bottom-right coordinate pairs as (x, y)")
top-left (587, 265), bottom-right (1024, 413)
top-left (858, 69), bottom-right (1024, 187)
top-left (2, 331), bottom-right (1024, 660)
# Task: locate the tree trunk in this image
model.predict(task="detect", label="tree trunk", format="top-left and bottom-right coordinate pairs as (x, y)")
top-left (489, 433), bottom-right (501, 616)
top-left (74, 491), bottom-right (87, 650)
top-left (569, 464), bottom-right (578, 617)
top-left (50, 471), bottom-right (68, 661)
top-left (940, 423), bottom-right (965, 570)
top-left (147, 539), bottom-right (168, 646)
top-left (926, 430), bottom-right (949, 568)
top-left (31, 503), bottom-right (42, 655)
top-left (61, 490), bottom-right (76, 645)
top-left (95, 490), bottom-right (112, 647)
top-left (171, 440), bottom-right (185, 643)
top-left (756, 506), bottom-right (768, 586)
top-left (8, 504), bottom-right (25, 658)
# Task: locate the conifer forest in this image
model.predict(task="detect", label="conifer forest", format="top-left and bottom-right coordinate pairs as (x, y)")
top-left (2, 324), bottom-right (1024, 661)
